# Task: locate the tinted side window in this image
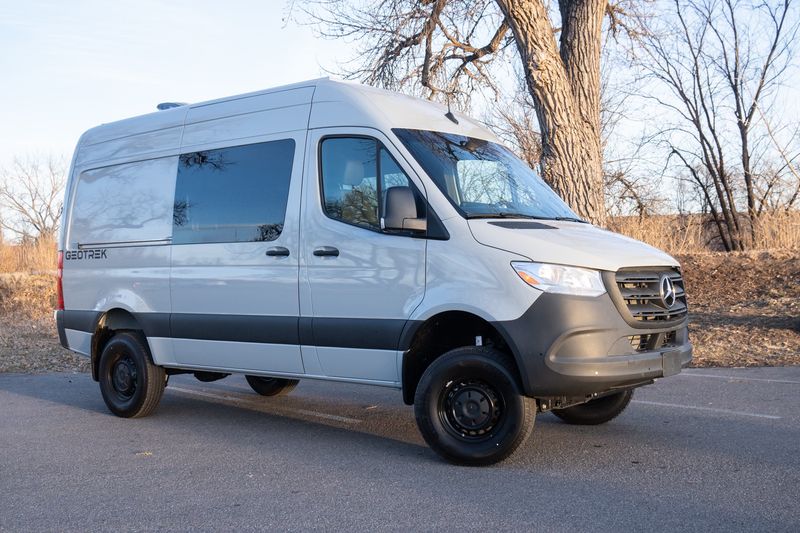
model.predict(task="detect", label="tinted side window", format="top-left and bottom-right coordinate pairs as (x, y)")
top-left (173, 139), bottom-right (295, 244)
top-left (320, 137), bottom-right (379, 229)
top-left (320, 137), bottom-right (417, 231)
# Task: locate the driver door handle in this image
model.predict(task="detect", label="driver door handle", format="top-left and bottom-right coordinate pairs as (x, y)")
top-left (266, 246), bottom-right (290, 257)
top-left (313, 246), bottom-right (340, 257)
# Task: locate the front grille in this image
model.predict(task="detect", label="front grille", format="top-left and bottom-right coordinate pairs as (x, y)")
top-left (615, 268), bottom-right (688, 322)
top-left (628, 330), bottom-right (678, 352)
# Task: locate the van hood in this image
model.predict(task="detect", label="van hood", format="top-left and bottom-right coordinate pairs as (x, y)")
top-left (467, 219), bottom-right (679, 272)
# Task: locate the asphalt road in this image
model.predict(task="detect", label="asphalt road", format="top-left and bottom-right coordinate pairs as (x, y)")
top-left (1, 367), bottom-right (799, 532)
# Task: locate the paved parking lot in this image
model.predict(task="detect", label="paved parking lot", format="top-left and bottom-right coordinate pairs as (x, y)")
top-left (1, 367), bottom-right (799, 532)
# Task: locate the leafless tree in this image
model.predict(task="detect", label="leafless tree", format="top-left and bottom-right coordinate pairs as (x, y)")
top-left (296, 0), bottom-right (645, 224)
top-left (0, 156), bottom-right (67, 243)
top-left (757, 112), bottom-right (800, 212)
top-left (488, 89), bottom-right (542, 169)
top-left (639, 0), bottom-right (798, 251)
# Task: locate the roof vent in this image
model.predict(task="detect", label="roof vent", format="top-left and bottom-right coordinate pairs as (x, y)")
top-left (156, 102), bottom-right (186, 111)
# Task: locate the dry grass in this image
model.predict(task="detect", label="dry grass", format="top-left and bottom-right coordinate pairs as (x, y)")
top-left (0, 239), bottom-right (56, 273)
top-left (0, 240), bottom-right (58, 320)
top-left (0, 273), bottom-right (57, 319)
top-left (608, 211), bottom-right (800, 253)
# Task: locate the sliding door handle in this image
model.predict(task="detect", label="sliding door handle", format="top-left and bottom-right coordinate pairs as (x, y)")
top-left (266, 246), bottom-right (290, 257)
top-left (313, 246), bottom-right (340, 257)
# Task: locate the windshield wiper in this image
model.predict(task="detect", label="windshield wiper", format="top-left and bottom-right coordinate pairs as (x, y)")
top-left (465, 213), bottom-right (548, 220)
top-left (551, 216), bottom-right (588, 223)
top-left (465, 213), bottom-right (587, 222)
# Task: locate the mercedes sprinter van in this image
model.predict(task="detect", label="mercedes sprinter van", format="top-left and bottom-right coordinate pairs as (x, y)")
top-left (56, 79), bottom-right (692, 465)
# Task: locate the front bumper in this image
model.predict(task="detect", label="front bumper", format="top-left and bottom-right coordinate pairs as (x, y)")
top-left (494, 291), bottom-right (692, 397)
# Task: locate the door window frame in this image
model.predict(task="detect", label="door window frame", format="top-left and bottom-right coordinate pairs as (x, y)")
top-left (316, 133), bottom-right (447, 239)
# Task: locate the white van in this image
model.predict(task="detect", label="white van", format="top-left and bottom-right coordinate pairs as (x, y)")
top-left (56, 78), bottom-right (691, 465)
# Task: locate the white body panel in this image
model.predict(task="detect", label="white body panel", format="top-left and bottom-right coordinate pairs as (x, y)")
top-left (415, 218), bottom-right (540, 323)
top-left (313, 347), bottom-right (399, 382)
top-left (64, 329), bottom-right (92, 355)
top-left (171, 339), bottom-right (304, 374)
top-left (468, 219), bottom-right (679, 272)
top-left (62, 245), bottom-right (172, 315)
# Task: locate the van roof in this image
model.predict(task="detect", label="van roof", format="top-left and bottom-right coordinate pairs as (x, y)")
top-left (78, 78), bottom-right (499, 149)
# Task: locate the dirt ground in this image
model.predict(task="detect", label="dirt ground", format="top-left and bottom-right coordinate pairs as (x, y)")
top-left (676, 251), bottom-right (800, 366)
top-left (0, 317), bottom-right (89, 373)
top-left (0, 251), bottom-right (797, 373)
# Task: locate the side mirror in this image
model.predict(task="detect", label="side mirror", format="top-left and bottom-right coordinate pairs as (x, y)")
top-left (383, 186), bottom-right (427, 233)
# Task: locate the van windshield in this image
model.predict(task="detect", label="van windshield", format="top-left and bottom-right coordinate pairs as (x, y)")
top-left (393, 129), bottom-right (584, 222)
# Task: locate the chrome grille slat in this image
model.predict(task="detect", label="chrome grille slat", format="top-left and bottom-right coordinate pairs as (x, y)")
top-left (615, 267), bottom-right (688, 322)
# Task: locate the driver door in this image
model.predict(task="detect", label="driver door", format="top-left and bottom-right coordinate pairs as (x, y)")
top-left (299, 128), bottom-right (427, 383)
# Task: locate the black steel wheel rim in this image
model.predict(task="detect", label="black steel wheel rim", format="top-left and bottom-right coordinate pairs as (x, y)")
top-left (439, 379), bottom-right (504, 441)
top-left (110, 354), bottom-right (138, 400)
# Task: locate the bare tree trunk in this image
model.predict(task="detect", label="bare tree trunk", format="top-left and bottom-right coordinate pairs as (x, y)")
top-left (496, 0), bottom-right (606, 225)
top-left (738, 128), bottom-right (757, 245)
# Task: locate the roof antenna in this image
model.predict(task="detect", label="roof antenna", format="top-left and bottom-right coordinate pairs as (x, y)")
top-left (444, 93), bottom-right (459, 125)
top-left (157, 102), bottom-right (186, 111)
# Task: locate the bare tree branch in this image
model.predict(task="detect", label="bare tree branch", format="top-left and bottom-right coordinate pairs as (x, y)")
top-left (0, 155), bottom-right (66, 243)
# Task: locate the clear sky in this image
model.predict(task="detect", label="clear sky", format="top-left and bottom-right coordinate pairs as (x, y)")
top-left (0, 0), bottom-right (348, 166)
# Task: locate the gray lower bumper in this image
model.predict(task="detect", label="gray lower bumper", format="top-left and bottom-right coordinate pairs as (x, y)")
top-left (494, 291), bottom-right (693, 397)
top-left (548, 344), bottom-right (693, 381)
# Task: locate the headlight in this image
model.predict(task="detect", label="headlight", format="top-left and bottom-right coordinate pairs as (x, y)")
top-left (511, 262), bottom-right (606, 297)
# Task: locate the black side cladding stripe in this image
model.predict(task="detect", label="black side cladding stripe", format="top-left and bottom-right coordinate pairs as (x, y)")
top-left (170, 314), bottom-right (300, 345)
top-left (135, 313), bottom-right (171, 338)
top-left (299, 317), bottom-right (314, 346)
top-left (312, 317), bottom-right (410, 350)
top-left (61, 310), bottom-right (170, 338)
top-left (60, 310), bottom-right (420, 351)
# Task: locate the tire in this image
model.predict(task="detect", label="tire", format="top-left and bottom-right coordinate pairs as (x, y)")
top-left (98, 331), bottom-right (166, 418)
top-left (552, 389), bottom-right (634, 425)
top-left (245, 375), bottom-right (300, 397)
top-left (414, 346), bottom-right (535, 466)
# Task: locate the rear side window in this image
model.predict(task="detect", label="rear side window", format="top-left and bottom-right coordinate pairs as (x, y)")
top-left (70, 157), bottom-right (177, 245)
top-left (173, 139), bottom-right (295, 244)
top-left (320, 137), bottom-right (418, 231)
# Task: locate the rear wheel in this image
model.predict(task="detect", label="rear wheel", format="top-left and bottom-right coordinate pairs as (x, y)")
top-left (98, 331), bottom-right (166, 418)
top-left (552, 389), bottom-right (634, 425)
top-left (414, 346), bottom-right (535, 466)
top-left (245, 375), bottom-right (299, 397)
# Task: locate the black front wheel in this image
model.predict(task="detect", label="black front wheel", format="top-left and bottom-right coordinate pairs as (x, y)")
top-left (414, 347), bottom-right (535, 466)
top-left (245, 375), bottom-right (299, 397)
top-left (552, 389), bottom-right (634, 425)
top-left (98, 331), bottom-right (166, 418)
